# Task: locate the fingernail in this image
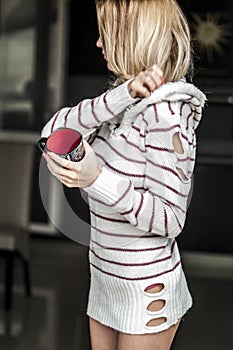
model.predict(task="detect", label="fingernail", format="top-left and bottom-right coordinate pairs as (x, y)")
top-left (162, 78), bottom-right (165, 84)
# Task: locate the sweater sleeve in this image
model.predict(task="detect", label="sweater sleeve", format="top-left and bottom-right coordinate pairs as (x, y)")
top-left (84, 102), bottom-right (195, 238)
top-left (41, 80), bottom-right (139, 138)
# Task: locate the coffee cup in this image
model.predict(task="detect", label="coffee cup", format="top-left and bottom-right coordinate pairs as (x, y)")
top-left (38, 127), bottom-right (85, 162)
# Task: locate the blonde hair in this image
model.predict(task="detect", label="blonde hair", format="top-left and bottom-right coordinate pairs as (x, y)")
top-left (96, 0), bottom-right (192, 84)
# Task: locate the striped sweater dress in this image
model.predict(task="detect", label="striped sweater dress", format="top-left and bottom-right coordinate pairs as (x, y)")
top-left (41, 79), bottom-right (206, 334)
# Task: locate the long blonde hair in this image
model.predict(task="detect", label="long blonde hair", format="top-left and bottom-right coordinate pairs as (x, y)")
top-left (96, 0), bottom-right (192, 84)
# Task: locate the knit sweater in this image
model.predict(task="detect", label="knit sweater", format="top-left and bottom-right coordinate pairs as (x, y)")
top-left (42, 80), bottom-right (206, 281)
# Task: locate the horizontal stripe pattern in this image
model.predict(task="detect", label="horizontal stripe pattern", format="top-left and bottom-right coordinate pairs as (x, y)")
top-left (96, 135), bottom-right (146, 163)
top-left (96, 153), bottom-right (146, 176)
top-left (90, 224), bottom-right (159, 239)
top-left (41, 80), bottom-right (204, 282)
top-left (90, 238), bottom-right (168, 252)
top-left (90, 247), bottom-right (173, 267)
top-left (90, 260), bottom-right (181, 281)
top-left (41, 81), bottom-right (203, 333)
top-left (86, 96), bottom-right (197, 279)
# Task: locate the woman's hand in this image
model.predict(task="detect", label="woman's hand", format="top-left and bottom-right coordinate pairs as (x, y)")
top-left (128, 64), bottom-right (164, 98)
top-left (43, 140), bottom-right (102, 188)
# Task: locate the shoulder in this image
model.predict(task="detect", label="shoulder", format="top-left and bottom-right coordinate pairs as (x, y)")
top-left (143, 100), bottom-right (182, 132)
top-left (143, 81), bottom-right (206, 131)
top-left (122, 81), bottom-right (206, 134)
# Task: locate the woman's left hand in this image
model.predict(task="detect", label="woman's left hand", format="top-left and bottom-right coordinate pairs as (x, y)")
top-left (128, 64), bottom-right (164, 98)
top-left (43, 140), bottom-right (102, 188)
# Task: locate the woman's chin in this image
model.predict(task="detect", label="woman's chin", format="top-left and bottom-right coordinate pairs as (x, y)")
top-left (106, 62), bottom-right (111, 71)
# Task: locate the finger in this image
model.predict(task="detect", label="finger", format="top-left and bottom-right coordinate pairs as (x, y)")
top-left (42, 152), bottom-right (48, 160)
top-left (142, 69), bottom-right (161, 90)
top-left (132, 78), bottom-right (151, 97)
top-left (60, 175), bottom-right (76, 185)
top-left (145, 70), bottom-right (163, 88)
top-left (47, 159), bottom-right (62, 178)
top-left (150, 64), bottom-right (163, 77)
top-left (151, 65), bottom-right (165, 86)
top-left (60, 178), bottom-right (73, 188)
top-left (60, 178), bottom-right (80, 188)
top-left (47, 157), bottom-right (73, 180)
top-left (137, 86), bottom-right (151, 97)
top-left (152, 74), bottom-right (163, 87)
top-left (47, 152), bottom-right (74, 170)
top-left (49, 159), bottom-right (78, 182)
top-left (143, 74), bottom-right (157, 92)
top-left (153, 70), bottom-right (165, 86)
top-left (128, 73), bottom-right (152, 98)
top-left (55, 163), bottom-right (79, 181)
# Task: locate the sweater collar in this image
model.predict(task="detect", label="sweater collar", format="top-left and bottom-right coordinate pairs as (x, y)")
top-left (113, 81), bottom-right (207, 135)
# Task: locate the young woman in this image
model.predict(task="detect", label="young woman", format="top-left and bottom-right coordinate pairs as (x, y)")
top-left (41, 1), bottom-right (206, 349)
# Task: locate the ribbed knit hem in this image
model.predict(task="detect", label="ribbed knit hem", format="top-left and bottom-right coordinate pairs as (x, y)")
top-left (87, 262), bottom-right (193, 334)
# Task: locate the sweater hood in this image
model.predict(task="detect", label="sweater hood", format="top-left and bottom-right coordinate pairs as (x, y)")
top-left (117, 81), bottom-right (207, 133)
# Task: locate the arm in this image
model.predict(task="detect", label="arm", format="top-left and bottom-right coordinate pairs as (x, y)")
top-left (44, 101), bottom-right (193, 238)
top-left (41, 80), bottom-right (139, 139)
top-left (41, 64), bottom-right (163, 138)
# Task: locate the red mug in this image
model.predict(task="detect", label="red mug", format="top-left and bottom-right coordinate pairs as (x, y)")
top-left (38, 128), bottom-right (85, 162)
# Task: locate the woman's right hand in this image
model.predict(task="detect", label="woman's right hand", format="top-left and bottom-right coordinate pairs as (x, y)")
top-left (128, 64), bottom-right (164, 98)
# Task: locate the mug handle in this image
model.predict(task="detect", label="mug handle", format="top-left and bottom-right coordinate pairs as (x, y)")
top-left (37, 137), bottom-right (48, 153)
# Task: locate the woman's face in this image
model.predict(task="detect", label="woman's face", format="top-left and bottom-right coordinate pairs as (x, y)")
top-left (96, 36), bottom-right (107, 61)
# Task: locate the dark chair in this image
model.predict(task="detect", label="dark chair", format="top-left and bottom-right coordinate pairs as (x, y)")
top-left (0, 141), bottom-right (34, 310)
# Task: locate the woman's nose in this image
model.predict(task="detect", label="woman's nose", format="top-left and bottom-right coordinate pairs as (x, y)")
top-left (96, 36), bottom-right (102, 48)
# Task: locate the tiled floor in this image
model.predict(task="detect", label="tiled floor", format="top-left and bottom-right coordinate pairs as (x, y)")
top-left (0, 236), bottom-right (232, 350)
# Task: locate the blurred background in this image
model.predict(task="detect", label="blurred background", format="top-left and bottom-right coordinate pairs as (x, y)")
top-left (0, 0), bottom-right (232, 349)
